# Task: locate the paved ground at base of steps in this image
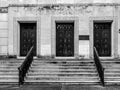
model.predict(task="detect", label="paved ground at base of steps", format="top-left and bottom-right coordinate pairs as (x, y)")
top-left (0, 84), bottom-right (120, 90)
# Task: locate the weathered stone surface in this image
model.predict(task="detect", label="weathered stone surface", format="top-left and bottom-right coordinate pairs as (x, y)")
top-left (1, 0), bottom-right (120, 7)
top-left (0, 38), bottom-right (7, 45)
top-left (0, 30), bottom-right (8, 38)
top-left (0, 22), bottom-right (8, 29)
top-left (7, 4), bottom-right (118, 57)
top-left (0, 46), bottom-right (7, 55)
top-left (79, 41), bottom-right (89, 58)
top-left (0, 0), bottom-right (119, 57)
top-left (0, 13), bottom-right (8, 21)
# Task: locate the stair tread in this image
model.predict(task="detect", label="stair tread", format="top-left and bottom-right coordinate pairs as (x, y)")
top-left (105, 73), bottom-right (120, 75)
top-left (30, 68), bottom-right (96, 70)
top-left (105, 68), bottom-right (120, 70)
top-left (0, 69), bottom-right (18, 71)
top-left (27, 75), bottom-right (98, 77)
top-left (33, 59), bottom-right (93, 62)
top-left (105, 77), bottom-right (120, 79)
top-left (105, 80), bottom-right (120, 82)
top-left (0, 79), bottom-right (18, 82)
top-left (0, 76), bottom-right (18, 79)
top-left (28, 72), bottom-right (97, 75)
top-left (25, 80), bottom-right (99, 82)
top-left (0, 72), bottom-right (18, 73)
top-left (29, 69), bottom-right (96, 72)
top-left (105, 79), bottom-right (120, 81)
top-left (0, 65), bottom-right (18, 67)
top-left (32, 65), bottom-right (94, 67)
top-left (26, 77), bottom-right (99, 80)
top-left (0, 74), bottom-right (18, 75)
top-left (103, 65), bottom-right (120, 67)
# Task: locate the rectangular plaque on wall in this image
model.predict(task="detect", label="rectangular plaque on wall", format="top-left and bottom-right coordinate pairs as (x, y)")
top-left (79, 35), bottom-right (89, 40)
top-left (0, 7), bottom-right (8, 13)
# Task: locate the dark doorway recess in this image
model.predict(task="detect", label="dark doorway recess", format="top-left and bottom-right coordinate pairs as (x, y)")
top-left (56, 22), bottom-right (74, 57)
top-left (94, 22), bottom-right (111, 57)
top-left (20, 23), bottom-right (36, 56)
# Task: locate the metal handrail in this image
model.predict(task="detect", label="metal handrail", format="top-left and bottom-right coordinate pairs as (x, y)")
top-left (18, 46), bottom-right (34, 85)
top-left (94, 47), bottom-right (105, 86)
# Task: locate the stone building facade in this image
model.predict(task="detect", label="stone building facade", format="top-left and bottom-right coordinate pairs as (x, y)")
top-left (0, 0), bottom-right (120, 59)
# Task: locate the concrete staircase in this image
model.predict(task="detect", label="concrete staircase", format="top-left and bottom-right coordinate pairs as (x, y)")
top-left (101, 59), bottom-right (120, 85)
top-left (25, 59), bottom-right (100, 84)
top-left (1, 58), bottom-right (120, 85)
top-left (0, 59), bottom-right (23, 84)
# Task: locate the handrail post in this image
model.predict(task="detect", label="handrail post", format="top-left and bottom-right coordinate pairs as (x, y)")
top-left (102, 68), bottom-right (105, 86)
top-left (18, 67), bottom-right (23, 86)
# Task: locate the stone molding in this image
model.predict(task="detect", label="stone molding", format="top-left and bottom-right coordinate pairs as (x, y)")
top-left (8, 3), bottom-right (120, 7)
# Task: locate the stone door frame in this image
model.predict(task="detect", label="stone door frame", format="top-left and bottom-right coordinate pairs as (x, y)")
top-left (89, 16), bottom-right (118, 59)
top-left (51, 16), bottom-right (79, 59)
top-left (13, 17), bottom-right (40, 58)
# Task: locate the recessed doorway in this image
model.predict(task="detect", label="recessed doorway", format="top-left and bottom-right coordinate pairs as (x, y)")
top-left (20, 23), bottom-right (37, 56)
top-left (94, 22), bottom-right (112, 57)
top-left (56, 22), bottom-right (74, 57)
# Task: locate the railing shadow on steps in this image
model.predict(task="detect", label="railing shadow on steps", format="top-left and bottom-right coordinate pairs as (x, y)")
top-left (18, 46), bottom-right (34, 86)
top-left (93, 47), bottom-right (105, 86)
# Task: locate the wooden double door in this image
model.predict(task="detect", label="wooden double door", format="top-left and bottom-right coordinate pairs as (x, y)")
top-left (56, 22), bottom-right (74, 57)
top-left (20, 23), bottom-right (36, 56)
top-left (94, 22), bottom-right (111, 57)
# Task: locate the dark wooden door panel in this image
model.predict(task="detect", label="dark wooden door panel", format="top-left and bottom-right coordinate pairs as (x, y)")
top-left (20, 23), bottom-right (36, 56)
top-left (94, 22), bottom-right (111, 57)
top-left (56, 22), bottom-right (74, 57)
